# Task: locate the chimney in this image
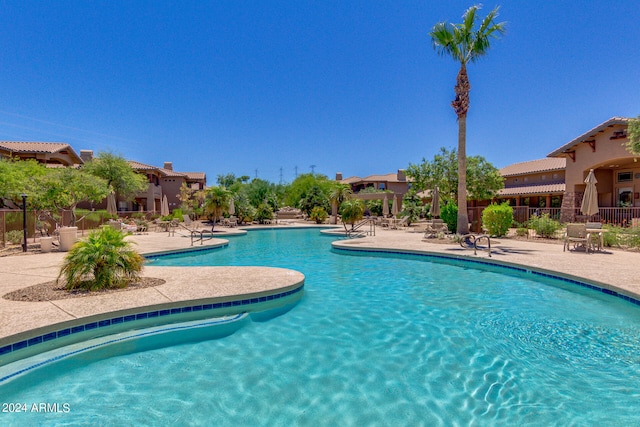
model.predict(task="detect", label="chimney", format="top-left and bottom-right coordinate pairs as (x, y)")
top-left (336, 172), bottom-right (343, 181)
top-left (80, 150), bottom-right (93, 163)
top-left (164, 162), bottom-right (173, 171)
top-left (397, 169), bottom-right (406, 181)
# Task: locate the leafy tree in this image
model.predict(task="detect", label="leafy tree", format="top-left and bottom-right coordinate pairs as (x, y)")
top-left (299, 185), bottom-right (330, 216)
top-left (0, 158), bottom-right (48, 209)
top-left (245, 178), bottom-right (282, 210)
top-left (217, 173), bottom-right (250, 189)
top-left (58, 226), bottom-right (144, 291)
top-left (340, 198), bottom-right (365, 232)
top-left (626, 115), bottom-right (640, 154)
top-left (37, 168), bottom-right (110, 226)
top-left (284, 173), bottom-right (331, 209)
top-left (430, 5), bottom-right (506, 234)
top-left (82, 151), bottom-right (147, 200)
top-left (232, 192), bottom-right (255, 224)
top-left (407, 147), bottom-right (503, 203)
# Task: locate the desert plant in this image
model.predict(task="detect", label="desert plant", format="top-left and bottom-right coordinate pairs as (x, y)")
top-left (481, 202), bottom-right (513, 237)
top-left (340, 198), bottom-right (365, 231)
top-left (57, 226), bottom-right (144, 291)
top-left (440, 203), bottom-right (458, 234)
top-left (399, 196), bottom-right (422, 225)
top-left (515, 226), bottom-right (528, 237)
top-left (309, 206), bottom-right (328, 224)
top-left (255, 203), bottom-right (274, 223)
top-left (5, 230), bottom-right (23, 245)
top-left (528, 214), bottom-right (561, 238)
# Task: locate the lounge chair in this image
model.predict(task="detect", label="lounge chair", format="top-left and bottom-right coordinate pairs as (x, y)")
top-left (181, 215), bottom-right (214, 232)
top-left (424, 219), bottom-right (448, 238)
top-left (563, 223), bottom-right (591, 253)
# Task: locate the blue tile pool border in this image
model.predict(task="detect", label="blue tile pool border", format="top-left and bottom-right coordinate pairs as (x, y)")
top-left (0, 285), bottom-right (303, 360)
top-left (0, 313), bottom-right (248, 384)
top-left (332, 245), bottom-right (640, 307)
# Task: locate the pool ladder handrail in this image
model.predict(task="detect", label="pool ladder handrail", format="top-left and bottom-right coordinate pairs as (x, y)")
top-left (346, 218), bottom-right (376, 238)
top-left (460, 234), bottom-right (491, 257)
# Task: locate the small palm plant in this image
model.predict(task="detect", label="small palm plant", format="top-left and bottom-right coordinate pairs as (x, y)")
top-left (340, 198), bottom-right (365, 232)
top-left (58, 226), bottom-right (145, 291)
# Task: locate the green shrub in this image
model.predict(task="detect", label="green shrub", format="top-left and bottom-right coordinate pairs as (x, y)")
top-left (57, 226), bottom-right (144, 291)
top-left (5, 230), bottom-right (23, 245)
top-left (515, 227), bottom-right (528, 237)
top-left (309, 206), bottom-right (328, 224)
top-left (440, 203), bottom-right (457, 234)
top-left (528, 214), bottom-right (561, 238)
top-left (604, 225), bottom-right (640, 249)
top-left (255, 203), bottom-right (274, 223)
top-left (481, 202), bottom-right (513, 237)
top-left (399, 199), bottom-right (422, 225)
top-left (172, 208), bottom-right (184, 220)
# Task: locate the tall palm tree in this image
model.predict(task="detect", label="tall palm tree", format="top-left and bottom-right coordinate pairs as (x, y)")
top-left (430, 5), bottom-right (506, 234)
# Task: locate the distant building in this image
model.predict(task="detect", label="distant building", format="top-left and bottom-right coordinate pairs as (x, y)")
top-left (338, 169), bottom-right (409, 194)
top-left (547, 117), bottom-right (634, 214)
top-left (1, 143), bottom-right (206, 214)
top-left (337, 169), bottom-right (411, 211)
top-left (0, 141), bottom-right (83, 166)
top-left (496, 158), bottom-right (566, 208)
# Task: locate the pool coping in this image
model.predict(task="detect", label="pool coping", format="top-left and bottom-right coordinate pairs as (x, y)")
top-left (0, 232), bottom-right (306, 366)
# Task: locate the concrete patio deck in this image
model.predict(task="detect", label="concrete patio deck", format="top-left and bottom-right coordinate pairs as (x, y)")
top-left (1, 225), bottom-right (638, 352)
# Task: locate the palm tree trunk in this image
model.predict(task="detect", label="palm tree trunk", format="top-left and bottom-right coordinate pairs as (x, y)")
top-left (457, 115), bottom-right (469, 234)
top-left (453, 64), bottom-right (470, 235)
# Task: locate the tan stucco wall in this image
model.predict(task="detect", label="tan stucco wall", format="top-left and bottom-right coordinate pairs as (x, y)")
top-left (564, 124), bottom-right (631, 188)
top-left (504, 170), bottom-right (564, 187)
top-left (160, 177), bottom-right (186, 211)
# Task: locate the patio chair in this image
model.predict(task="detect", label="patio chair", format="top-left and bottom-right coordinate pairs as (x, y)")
top-left (563, 223), bottom-right (591, 253)
top-left (181, 215), bottom-right (214, 233)
top-left (586, 222), bottom-right (603, 251)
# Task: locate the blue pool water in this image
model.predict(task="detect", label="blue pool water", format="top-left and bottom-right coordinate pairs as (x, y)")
top-left (2, 228), bottom-right (640, 426)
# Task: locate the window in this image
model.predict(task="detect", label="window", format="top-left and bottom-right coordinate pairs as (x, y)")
top-left (617, 171), bottom-right (633, 182)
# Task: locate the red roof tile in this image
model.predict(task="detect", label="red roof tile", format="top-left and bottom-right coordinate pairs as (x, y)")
top-left (499, 158), bottom-right (566, 177)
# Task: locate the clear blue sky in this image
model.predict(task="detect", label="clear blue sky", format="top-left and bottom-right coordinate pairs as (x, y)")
top-left (1, 1), bottom-right (638, 184)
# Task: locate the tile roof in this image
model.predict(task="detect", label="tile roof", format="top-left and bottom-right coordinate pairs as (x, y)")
top-left (498, 182), bottom-right (565, 196)
top-left (0, 141), bottom-right (83, 163)
top-left (128, 160), bottom-right (203, 178)
top-left (547, 116), bottom-right (630, 157)
top-left (0, 141), bottom-right (71, 154)
top-left (340, 172), bottom-right (412, 184)
top-left (499, 158), bottom-right (566, 177)
top-left (183, 172), bottom-right (206, 180)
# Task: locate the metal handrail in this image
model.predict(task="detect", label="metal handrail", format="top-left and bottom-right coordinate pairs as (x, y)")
top-left (346, 218), bottom-right (376, 238)
top-left (460, 234), bottom-right (491, 257)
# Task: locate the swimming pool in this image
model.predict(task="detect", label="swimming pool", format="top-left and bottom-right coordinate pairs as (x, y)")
top-left (2, 228), bottom-right (640, 425)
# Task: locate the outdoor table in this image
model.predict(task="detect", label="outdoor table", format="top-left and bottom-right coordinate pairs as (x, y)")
top-left (586, 228), bottom-right (606, 251)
